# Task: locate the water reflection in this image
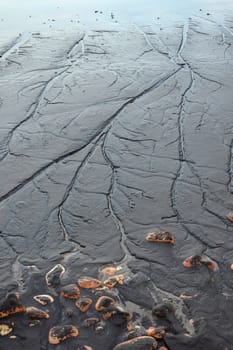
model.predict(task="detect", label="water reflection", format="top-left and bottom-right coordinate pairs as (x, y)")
top-left (0, 0), bottom-right (233, 32)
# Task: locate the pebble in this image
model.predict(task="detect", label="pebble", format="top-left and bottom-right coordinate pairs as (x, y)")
top-left (26, 306), bottom-right (49, 319)
top-left (33, 294), bottom-right (54, 306)
top-left (45, 264), bottom-right (65, 286)
top-left (95, 296), bottom-right (115, 311)
top-left (60, 284), bottom-right (80, 299)
top-left (48, 325), bottom-right (79, 344)
top-left (146, 231), bottom-right (174, 245)
top-left (77, 276), bottom-right (102, 289)
top-left (113, 336), bottom-right (157, 350)
top-left (103, 275), bottom-right (124, 289)
top-left (227, 212), bottom-right (233, 223)
top-left (0, 324), bottom-right (13, 336)
top-left (76, 297), bottom-right (93, 313)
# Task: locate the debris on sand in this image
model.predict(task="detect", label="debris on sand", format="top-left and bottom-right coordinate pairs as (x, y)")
top-left (146, 231), bottom-right (174, 245)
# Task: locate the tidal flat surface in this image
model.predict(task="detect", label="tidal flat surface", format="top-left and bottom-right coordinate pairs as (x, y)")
top-left (0, 1), bottom-right (233, 349)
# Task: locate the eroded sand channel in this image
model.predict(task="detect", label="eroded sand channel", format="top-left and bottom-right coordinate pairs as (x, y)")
top-left (0, 10), bottom-right (233, 350)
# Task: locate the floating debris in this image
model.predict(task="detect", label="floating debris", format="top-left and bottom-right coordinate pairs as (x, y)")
top-left (227, 212), bottom-right (233, 223)
top-left (33, 294), bottom-right (54, 306)
top-left (104, 275), bottom-right (124, 289)
top-left (146, 231), bottom-right (174, 245)
top-left (26, 307), bottom-right (49, 319)
top-left (113, 336), bottom-right (157, 350)
top-left (46, 264), bottom-right (65, 286)
top-left (182, 255), bottom-right (218, 270)
top-left (0, 293), bottom-right (26, 319)
top-left (77, 276), bottom-right (101, 289)
top-left (78, 346), bottom-right (93, 350)
top-left (61, 284), bottom-right (80, 299)
top-left (0, 324), bottom-right (13, 336)
top-left (95, 296), bottom-right (115, 311)
top-left (48, 325), bottom-right (79, 344)
top-left (76, 297), bottom-right (93, 313)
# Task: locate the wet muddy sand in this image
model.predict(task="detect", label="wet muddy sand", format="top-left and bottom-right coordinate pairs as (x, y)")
top-left (1, 3), bottom-right (233, 350)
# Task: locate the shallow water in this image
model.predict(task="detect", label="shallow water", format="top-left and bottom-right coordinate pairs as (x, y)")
top-left (0, 0), bottom-right (233, 32)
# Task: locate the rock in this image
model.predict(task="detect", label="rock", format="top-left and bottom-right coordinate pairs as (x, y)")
top-left (0, 293), bottom-right (26, 319)
top-left (227, 212), bottom-right (233, 223)
top-left (77, 276), bottom-right (101, 289)
top-left (45, 264), bottom-right (65, 286)
top-left (95, 296), bottom-right (115, 311)
top-left (33, 294), bottom-right (54, 305)
top-left (26, 306), bottom-right (49, 319)
top-left (102, 305), bottom-right (132, 325)
top-left (0, 324), bottom-right (13, 336)
top-left (103, 275), bottom-right (124, 289)
top-left (146, 231), bottom-right (174, 245)
top-left (182, 255), bottom-right (218, 270)
top-left (61, 284), bottom-right (80, 299)
top-left (99, 266), bottom-right (118, 276)
top-left (48, 325), bottom-right (79, 344)
top-left (113, 336), bottom-right (157, 350)
top-left (146, 326), bottom-right (166, 339)
top-left (75, 297), bottom-right (93, 313)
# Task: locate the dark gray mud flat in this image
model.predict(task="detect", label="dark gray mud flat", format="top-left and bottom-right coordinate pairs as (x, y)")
top-left (1, 16), bottom-right (233, 350)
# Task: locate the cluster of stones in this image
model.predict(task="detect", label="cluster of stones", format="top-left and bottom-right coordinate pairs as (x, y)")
top-left (0, 264), bottom-right (171, 349)
top-left (1, 211), bottom-right (232, 348)
top-left (146, 230), bottom-right (219, 270)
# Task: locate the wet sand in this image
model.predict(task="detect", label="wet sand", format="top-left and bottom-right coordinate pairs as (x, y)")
top-left (1, 2), bottom-right (233, 349)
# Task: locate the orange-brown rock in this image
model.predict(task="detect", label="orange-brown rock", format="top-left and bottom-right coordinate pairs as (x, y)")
top-left (61, 284), bottom-right (80, 299)
top-left (146, 326), bottom-right (166, 339)
top-left (146, 231), bottom-right (174, 245)
top-left (99, 266), bottom-right (118, 276)
top-left (103, 275), bottom-right (124, 289)
top-left (75, 297), bottom-right (93, 313)
top-left (48, 325), bottom-right (78, 344)
top-left (95, 296), bottom-right (115, 311)
top-left (227, 212), bottom-right (233, 223)
top-left (0, 293), bottom-right (26, 319)
top-left (77, 277), bottom-right (101, 289)
top-left (183, 255), bottom-right (218, 270)
top-left (26, 306), bottom-right (49, 319)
